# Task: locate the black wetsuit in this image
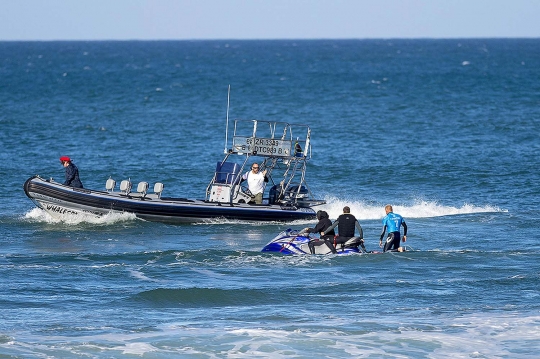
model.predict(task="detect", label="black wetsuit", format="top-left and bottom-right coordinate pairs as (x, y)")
top-left (325, 213), bottom-right (364, 245)
top-left (381, 224), bottom-right (407, 252)
top-left (306, 216), bottom-right (335, 239)
top-left (64, 162), bottom-right (83, 188)
top-left (306, 211), bottom-right (336, 254)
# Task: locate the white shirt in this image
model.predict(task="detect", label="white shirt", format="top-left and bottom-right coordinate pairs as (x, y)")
top-left (242, 170), bottom-right (266, 195)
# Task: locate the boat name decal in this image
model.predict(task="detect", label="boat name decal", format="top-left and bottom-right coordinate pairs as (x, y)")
top-left (45, 204), bottom-right (79, 215)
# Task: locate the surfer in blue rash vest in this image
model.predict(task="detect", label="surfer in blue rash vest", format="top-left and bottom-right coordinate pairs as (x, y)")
top-left (379, 204), bottom-right (407, 252)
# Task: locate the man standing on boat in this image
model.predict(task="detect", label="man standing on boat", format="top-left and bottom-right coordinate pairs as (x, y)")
top-left (323, 206), bottom-right (365, 251)
top-left (379, 204), bottom-right (407, 252)
top-left (60, 156), bottom-right (84, 188)
top-left (241, 163), bottom-right (268, 204)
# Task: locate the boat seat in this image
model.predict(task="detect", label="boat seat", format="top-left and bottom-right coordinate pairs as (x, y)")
top-left (136, 181), bottom-right (149, 197)
top-left (105, 178), bottom-right (116, 192)
top-left (153, 182), bottom-right (164, 198)
top-left (119, 179), bottom-right (132, 195)
top-left (145, 182), bottom-right (164, 199)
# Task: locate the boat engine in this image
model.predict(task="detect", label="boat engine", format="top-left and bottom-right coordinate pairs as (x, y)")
top-left (283, 185), bottom-right (308, 201)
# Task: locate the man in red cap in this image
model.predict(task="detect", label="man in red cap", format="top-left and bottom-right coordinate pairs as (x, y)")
top-left (60, 156), bottom-right (84, 188)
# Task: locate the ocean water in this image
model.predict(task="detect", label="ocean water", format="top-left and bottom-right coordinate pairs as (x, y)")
top-left (1, 39), bottom-right (539, 358)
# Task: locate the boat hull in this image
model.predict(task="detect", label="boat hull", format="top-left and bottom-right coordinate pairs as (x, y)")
top-left (23, 176), bottom-right (316, 223)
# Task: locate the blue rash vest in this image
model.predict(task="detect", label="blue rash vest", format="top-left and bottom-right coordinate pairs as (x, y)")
top-left (382, 212), bottom-right (405, 233)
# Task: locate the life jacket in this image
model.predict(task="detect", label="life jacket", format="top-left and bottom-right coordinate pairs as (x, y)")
top-left (337, 214), bottom-right (357, 238)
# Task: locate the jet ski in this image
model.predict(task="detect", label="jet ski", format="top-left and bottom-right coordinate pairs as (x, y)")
top-left (261, 228), bottom-right (370, 255)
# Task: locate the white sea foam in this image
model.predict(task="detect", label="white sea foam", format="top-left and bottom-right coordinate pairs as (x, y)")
top-left (319, 196), bottom-right (505, 220)
top-left (22, 207), bottom-right (137, 225)
top-left (128, 269), bottom-right (159, 282)
top-left (113, 342), bottom-right (158, 355)
top-left (5, 313), bottom-right (538, 357)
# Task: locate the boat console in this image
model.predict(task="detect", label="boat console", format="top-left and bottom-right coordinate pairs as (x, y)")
top-left (206, 119), bottom-right (325, 208)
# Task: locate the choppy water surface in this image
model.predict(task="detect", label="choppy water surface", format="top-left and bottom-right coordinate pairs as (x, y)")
top-left (1, 39), bottom-right (539, 357)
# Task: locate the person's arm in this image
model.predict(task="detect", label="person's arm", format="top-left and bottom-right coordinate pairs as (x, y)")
top-left (303, 218), bottom-right (323, 234)
top-left (323, 220), bottom-right (338, 235)
top-left (379, 225), bottom-right (387, 242)
top-left (402, 221), bottom-right (407, 242)
top-left (311, 220), bottom-right (326, 234)
top-left (355, 221), bottom-right (364, 239)
top-left (302, 224), bottom-right (315, 234)
top-left (240, 172), bottom-right (248, 183)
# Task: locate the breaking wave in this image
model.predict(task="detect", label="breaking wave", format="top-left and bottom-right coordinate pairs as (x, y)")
top-left (319, 196), bottom-right (505, 220)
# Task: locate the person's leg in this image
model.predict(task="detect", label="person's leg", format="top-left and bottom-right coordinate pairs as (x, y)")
top-left (358, 238), bottom-right (367, 253)
top-left (308, 241), bottom-right (316, 254)
top-left (320, 235), bottom-right (337, 253)
top-left (323, 239), bottom-right (337, 253)
top-left (334, 236), bottom-right (351, 252)
top-left (308, 240), bottom-right (334, 254)
top-left (335, 236), bottom-right (350, 245)
top-left (391, 232), bottom-right (401, 250)
top-left (254, 192), bottom-right (263, 204)
top-left (383, 233), bottom-right (394, 252)
top-left (384, 232), bottom-right (401, 251)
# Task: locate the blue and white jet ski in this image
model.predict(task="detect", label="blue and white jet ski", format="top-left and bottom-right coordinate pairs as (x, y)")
top-left (261, 228), bottom-right (370, 255)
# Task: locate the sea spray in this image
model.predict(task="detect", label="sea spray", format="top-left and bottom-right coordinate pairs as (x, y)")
top-left (319, 196), bottom-right (504, 220)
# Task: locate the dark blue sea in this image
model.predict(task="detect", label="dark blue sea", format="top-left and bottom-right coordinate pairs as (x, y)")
top-left (1, 39), bottom-right (539, 358)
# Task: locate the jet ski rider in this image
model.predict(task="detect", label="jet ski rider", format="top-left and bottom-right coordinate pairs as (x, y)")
top-left (300, 210), bottom-right (336, 254)
top-left (323, 206), bottom-right (366, 252)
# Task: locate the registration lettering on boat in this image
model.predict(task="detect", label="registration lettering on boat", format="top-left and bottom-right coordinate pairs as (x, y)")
top-left (45, 204), bottom-right (80, 215)
top-left (232, 136), bottom-right (291, 157)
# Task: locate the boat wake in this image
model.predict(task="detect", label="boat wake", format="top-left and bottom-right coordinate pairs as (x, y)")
top-left (320, 196), bottom-right (505, 220)
top-left (22, 207), bottom-right (138, 225)
top-left (193, 217), bottom-right (315, 226)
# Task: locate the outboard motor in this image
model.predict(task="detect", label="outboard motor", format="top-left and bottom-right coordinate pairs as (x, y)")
top-left (284, 185), bottom-right (308, 201)
top-left (268, 185), bottom-right (281, 205)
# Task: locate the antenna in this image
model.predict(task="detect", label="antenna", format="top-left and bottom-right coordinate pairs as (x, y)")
top-left (224, 85), bottom-right (231, 154)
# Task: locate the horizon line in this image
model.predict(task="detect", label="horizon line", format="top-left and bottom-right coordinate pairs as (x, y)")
top-left (1, 36), bottom-right (539, 42)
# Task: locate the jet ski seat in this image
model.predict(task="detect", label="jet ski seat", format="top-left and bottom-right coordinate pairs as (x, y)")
top-left (339, 237), bottom-right (367, 253)
top-left (105, 178), bottom-right (116, 192)
top-left (120, 179), bottom-right (132, 195)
